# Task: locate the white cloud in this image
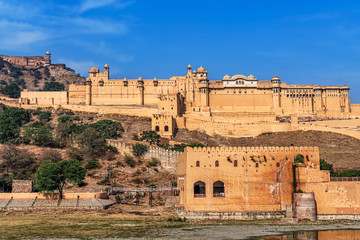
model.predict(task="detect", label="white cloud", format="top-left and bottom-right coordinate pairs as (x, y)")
top-left (0, 19), bottom-right (49, 50)
top-left (80, 0), bottom-right (115, 12)
top-left (79, 0), bottom-right (134, 13)
top-left (0, 1), bottom-right (39, 19)
top-left (71, 17), bottom-right (127, 34)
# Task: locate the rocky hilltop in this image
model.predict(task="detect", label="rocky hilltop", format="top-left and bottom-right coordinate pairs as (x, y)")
top-left (0, 54), bottom-right (85, 91)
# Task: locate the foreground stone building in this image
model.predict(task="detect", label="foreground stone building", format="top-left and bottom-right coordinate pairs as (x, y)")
top-left (177, 146), bottom-right (360, 220)
top-left (20, 64), bottom-right (359, 138)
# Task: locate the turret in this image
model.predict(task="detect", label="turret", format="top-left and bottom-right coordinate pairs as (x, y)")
top-left (271, 75), bottom-right (281, 113)
top-left (104, 63), bottom-right (109, 77)
top-left (44, 51), bottom-right (51, 65)
top-left (197, 66), bottom-right (209, 107)
top-left (85, 77), bottom-right (92, 105)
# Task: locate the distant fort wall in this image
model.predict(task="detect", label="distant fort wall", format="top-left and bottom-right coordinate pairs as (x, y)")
top-left (107, 139), bottom-right (179, 174)
top-left (0, 52), bottom-right (51, 67)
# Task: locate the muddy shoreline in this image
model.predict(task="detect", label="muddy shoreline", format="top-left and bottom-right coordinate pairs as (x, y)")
top-left (158, 222), bottom-right (360, 239)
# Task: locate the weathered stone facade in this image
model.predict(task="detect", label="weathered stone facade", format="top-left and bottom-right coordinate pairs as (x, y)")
top-left (177, 146), bottom-right (360, 219)
top-left (20, 64), bottom-right (358, 139)
top-left (0, 52), bottom-right (51, 67)
top-left (11, 180), bottom-right (33, 193)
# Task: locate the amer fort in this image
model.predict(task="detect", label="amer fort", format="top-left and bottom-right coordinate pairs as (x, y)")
top-left (12, 60), bottom-right (360, 221)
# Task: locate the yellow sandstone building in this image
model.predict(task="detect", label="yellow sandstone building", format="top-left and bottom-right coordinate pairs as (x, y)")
top-left (20, 64), bottom-right (357, 138)
top-left (177, 146), bottom-right (360, 220)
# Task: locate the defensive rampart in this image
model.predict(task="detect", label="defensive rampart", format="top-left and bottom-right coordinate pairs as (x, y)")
top-left (107, 139), bottom-right (179, 174)
top-left (299, 123), bottom-right (360, 140)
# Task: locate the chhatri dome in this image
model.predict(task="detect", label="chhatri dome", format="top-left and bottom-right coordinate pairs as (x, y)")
top-left (223, 74), bottom-right (231, 80)
top-left (197, 66), bottom-right (207, 73)
top-left (247, 74), bottom-right (257, 80)
top-left (89, 67), bottom-right (99, 73)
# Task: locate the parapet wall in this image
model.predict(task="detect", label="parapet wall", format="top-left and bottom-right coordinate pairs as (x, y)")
top-left (299, 123), bottom-right (360, 140)
top-left (107, 139), bottom-right (180, 174)
top-left (0, 192), bottom-right (107, 200)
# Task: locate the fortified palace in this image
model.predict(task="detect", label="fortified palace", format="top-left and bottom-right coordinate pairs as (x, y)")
top-left (20, 64), bottom-right (360, 138)
top-left (0, 52), bottom-right (66, 69)
top-left (16, 63), bottom-right (360, 220)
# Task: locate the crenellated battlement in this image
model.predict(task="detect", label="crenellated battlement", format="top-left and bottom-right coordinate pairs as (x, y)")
top-left (187, 146), bottom-right (319, 153)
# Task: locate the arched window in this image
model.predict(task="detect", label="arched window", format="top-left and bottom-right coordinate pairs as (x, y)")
top-left (234, 160), bottom-right (238, 167)
top-left (164, 126), bottom-right (169, 132)
top-left (276, 162), bottom-right (280, 167)
top-left (194, 181), bottom-right (206, 197)
top-left (155, 126), bottom-right (160, 132)
top-left (215, 160), bottom-right (219, 167)
top-left (213, 181), bottom-right (225, 197)
top-left (255, 163), bottom-right (259, 168)
top-left (196, 161), bottom-right (200, 167)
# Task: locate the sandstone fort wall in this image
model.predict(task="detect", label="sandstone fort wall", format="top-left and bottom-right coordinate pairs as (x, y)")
top-left (107, 139), bottom-right (179, 174)
top-left (178, 146), bottom-right (360, 217)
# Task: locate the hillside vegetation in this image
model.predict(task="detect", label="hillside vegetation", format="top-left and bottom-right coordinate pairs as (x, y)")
top-left (0, 57), bottom-right (85, 97)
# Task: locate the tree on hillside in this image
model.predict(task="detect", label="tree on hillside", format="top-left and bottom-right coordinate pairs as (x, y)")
top-left (0, 174), bottom-right (13, 192)
top-left (0, 105), bottom-right (31, 143)
top-left (43, 67), bottom-right (50, 77)
top-left (1, 83), bottom-right (21, 98)
top-left (9, 66), bottom-right (22, 78)
top-left (76, 127), bottom-right (109, 158)
top-left (35, 159), bottom-right (86, 199)
top-left (132, 143), bottom-right (149, 157)
top-left (320, 159), bottom-right (334, 176)
top-left (33, 69), bottom-right (42, 80)
top-left (42, 82), bottom-right (65, 91)
top-left (1, 145), bottom-right (36, 179)
top-left (24, 121), bottom-right (53, 147)
top-left (89, 120), bottom-right (124, 139)
top-left (140, 130), bottom-right (160, 145)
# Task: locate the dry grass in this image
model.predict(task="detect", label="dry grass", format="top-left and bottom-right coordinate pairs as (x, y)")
top-left (0, 207), bottom-right (185, 239)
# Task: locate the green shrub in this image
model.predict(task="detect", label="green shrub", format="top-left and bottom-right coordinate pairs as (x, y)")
top-left (1, 83), bottom-right (21, 98)
top-left (140, 130), bottom-right (160, 145)
top-left (0, 105), bottom-right (31, 143)
top-left (89, 120), bottom-right (124, 139)
top-left (124, 154), bottom-right (136, 168)
top-left (24, 121), bottom-right (53, 147)
top-left (333, 170), bottom-right (360, 177)
top-left (320, 159), bottom-right (334, 175)
top-left (38, 111), bottom-right (52, 122)
top-left (132, 143), bottom-right (149, 157)
top-left (0, 174), bottom-right (13, 192)
top-left (66, 147), bottom-right (83, 161)
top-left (85, 159), bottom-right (101, 170)
top-left (116, 161), bottom-right (124, 167)
top-left (58, 115), bottom-right (72, 123)
top-left (42, 82), bottom-right (64, 91)
top-left (133, 178), bottom-right (143, 184)
top-left (9, 66), bottom-right (22, 78)
top-left (294, 154), bottom-right (304, 164)
top-left (147, 157), bottom-right (159, 167)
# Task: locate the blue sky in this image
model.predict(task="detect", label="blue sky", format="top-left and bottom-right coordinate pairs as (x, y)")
top-left (1, 0), bottom-right (360, 102)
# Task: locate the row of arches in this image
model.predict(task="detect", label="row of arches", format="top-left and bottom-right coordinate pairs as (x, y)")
top-left (194, 181), bottom-right (225, 198)
top-left (155, 125), bottom-right (169, 132)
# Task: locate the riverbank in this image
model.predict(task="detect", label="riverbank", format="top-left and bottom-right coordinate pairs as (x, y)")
top-left (1, 206), bottom-right (360, 239)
